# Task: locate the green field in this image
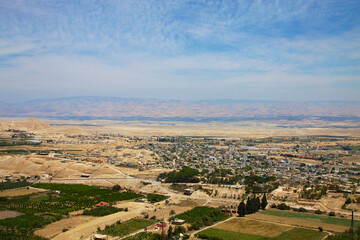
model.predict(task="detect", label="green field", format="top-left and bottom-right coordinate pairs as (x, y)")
top-left (82, 206), bottom-right (123, 216)
top-left (197, 227), bottom-right (325, 240)
top-left (146, 193), bottom-right (168, 203)
top-left (171, 206), bottom-right (229, 229)
top-left (100, 219), bottom-right (157, 237)
top-left (261, 209), bottom-right (359, 227)
top-left (271, 228), bottom-right (326, 240)
top-left (29, 195), bottom-right (50, 202)
top-left (197, 228), bottom-right (267, 240)
top-left (0, 183), bottom-right (142, 215)
top-left (0, 180), bottom-right (31, 191)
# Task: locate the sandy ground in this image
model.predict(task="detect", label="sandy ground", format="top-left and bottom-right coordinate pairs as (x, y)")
top-left (0, 210), bottom-right (22, 220)
top-left (51, 205), bottom-right (150, 240)
top-left (34, 216), bottom-right (96, 239)
top-left (247, 212), bottom-right (349, 233)
top-left (2, 117), bottom-right (360, 138)
top-left (0, 187), bottom-right (46, 197)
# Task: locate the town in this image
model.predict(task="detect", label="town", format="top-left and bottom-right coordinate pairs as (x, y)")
top-left (1, 122), bottom-right (360, 240)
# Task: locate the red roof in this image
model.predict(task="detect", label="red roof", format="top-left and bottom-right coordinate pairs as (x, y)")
top-left (96, 201), bottom-right (109, 207)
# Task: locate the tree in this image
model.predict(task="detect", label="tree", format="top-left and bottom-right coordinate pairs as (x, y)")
top-left (170, 209), bottom-right (176, 217)
top-left (245, 197), bottom-right (252, 214)
top-left (167, 225), bottom-right (173, 237)
top-left (238, 201), bottom-right (246, 217)
top-left (255, 196), bottom-right (261, 211)
top-left (112, 184), bottom-right (121, 191)
top-left (261, 193), bottom-right (268, 210)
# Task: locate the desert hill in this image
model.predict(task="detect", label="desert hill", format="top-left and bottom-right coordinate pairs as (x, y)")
top-left (0, 117), bottom-right (52, 131)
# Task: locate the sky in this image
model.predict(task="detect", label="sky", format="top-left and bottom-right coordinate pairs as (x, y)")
top-left (0, 0), bottom-right (360, 102)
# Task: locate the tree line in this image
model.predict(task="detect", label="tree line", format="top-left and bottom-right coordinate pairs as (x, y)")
top-left (237, 193), bottom-right (267, 217)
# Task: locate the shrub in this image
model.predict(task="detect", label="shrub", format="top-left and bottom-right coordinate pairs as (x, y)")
top-left (329, 211), bottom-right (336, 216)
top-left (315, 209), bottom-right (323, 215)
top-left (298, 207), bottom-right (307, 212)
top-left (277, 203), bottom-right (290, 210)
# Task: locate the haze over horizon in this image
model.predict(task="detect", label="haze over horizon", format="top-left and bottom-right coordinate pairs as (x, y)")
top-left (1, 1), bottom-right (360, 103)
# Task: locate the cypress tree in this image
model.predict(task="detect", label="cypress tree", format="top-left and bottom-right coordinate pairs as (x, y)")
top-left (238, 201), bottom-right (246, 217)
top-left (245, 197), bottom-right (251, 214)
top-left (254, 196), bottom-right (260, 211)
top-left (261, 193), bottom-right (268, 210)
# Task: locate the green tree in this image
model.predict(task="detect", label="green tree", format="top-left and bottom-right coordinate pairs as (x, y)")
top-left (112, 184), bottom-right (121, 191)
top-left (261, 193), bottom-right (268, 210)
top-left (238, 201), bottom-right (246, 217)
top-left (167, 225), bottom-right (173, 237)
top-left (255, 196), bottom-right (261, 211)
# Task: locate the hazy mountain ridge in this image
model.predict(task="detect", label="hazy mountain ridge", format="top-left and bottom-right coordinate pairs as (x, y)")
top-left (1, 96), bottom-right (359, 122)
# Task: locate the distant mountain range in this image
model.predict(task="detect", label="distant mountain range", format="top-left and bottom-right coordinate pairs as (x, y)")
top-left (0, 96), bottom-right (359, 122)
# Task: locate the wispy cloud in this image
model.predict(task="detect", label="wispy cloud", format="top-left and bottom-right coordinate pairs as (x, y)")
top-left (0, 0), bottom-right (359, 102)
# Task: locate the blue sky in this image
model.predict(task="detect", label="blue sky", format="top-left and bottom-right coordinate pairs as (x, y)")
top-left (0, 0), bottom-right (360, 102)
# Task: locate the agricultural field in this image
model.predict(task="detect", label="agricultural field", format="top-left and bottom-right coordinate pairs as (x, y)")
top-left (0, 213), bottom-right (61, 239)
top-left (197, 228), bottom-right (267, 240)
top-left (82, 206), bottom-right (124, 216)
top-left (0, 183), bottom-right (143, 215)
top-left (260, 209), bottom-right (359, 227)
top-left (171, 206), bottom-right (229, 230)
top-left (0, 180), bottom-right (31, 191)
top-left (214, 218), bottom-right (292, 237)
top-left (0, 183), bottom-right (145, 239)
top-left (0, 187), bottom-right (45, 197)
top-left (99, 218), bottom-right (157, 237)
top-left (196, 220), bottom-right (326, 240)
top-left (271, 228), bottom-right (326, 240)
top-left (123, 232), bottom-right (160, 240)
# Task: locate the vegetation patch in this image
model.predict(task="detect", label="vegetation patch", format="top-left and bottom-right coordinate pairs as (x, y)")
top-left (100, 219), bottom-right (157, 237)
top-left (260, 209), bottom-right (359, 227)
top-left (0, 213), bottom-right (61, 237)
top-left (0, 180), bottom-right (31, 191)
top-left (197, 228), bottom-right (268, 240)
top-left (157, 166), bottom-right (199, 183)
top-left (0, 183), bottom-right (142, 215)
top-left (171, 206), bottom-right (229, 230)
top-left (146, 193), bottom-right (168, 203)
top-left (82, 206), bottom-right (123, 216)
top-left (29, 196), bottom-right (50, 202)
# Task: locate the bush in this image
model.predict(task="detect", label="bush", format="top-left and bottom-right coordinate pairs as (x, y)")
top-left (146, 194), bottom-right (168, 203)
top-left (277, 203), bottom-right (290, 210)
top-left (298, 207), bottom-right (307, 212)
top-left (112, 184), bottom-right (121, 191)
top-left (315, 209), bottom-right (323, 215)
top-left (329, 211), bottom-right (336, 216)
top-left (271, 204), bottom-right (277, 208)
